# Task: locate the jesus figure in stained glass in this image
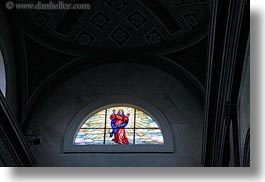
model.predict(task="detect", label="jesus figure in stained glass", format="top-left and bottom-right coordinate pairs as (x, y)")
top-left (110, 109), bottom-right (130, 145)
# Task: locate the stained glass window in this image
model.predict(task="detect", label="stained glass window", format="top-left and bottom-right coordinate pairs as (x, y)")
top-left (74, 106), bottom-right (164, 145)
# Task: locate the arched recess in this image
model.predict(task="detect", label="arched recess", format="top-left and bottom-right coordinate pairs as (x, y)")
top-left (25, 56), bottom-right (205, 128)
top-left (64, 96), bottom-right (173, 153)
top-left (26, 62), bottom-right (204, 166)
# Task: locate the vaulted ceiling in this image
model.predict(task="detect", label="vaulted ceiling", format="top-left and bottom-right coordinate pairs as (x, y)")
top-left (6, 0), bottom-right (210, 120)
top-left (16, 0), bottom-right (209, 53)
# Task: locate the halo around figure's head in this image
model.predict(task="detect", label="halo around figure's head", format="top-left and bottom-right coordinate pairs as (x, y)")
top-left (117, 109), bottom-right (124, 116)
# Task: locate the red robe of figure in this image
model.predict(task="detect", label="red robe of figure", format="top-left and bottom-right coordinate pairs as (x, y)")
top-left (110, 111), bottom-right (129, 145)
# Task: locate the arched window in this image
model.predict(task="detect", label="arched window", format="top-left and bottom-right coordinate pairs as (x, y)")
top-left (64, 97), bottom-right (173, 153)
top-left (74, 106), bottom-right (164, 145)
top-left (0, 49), bottom-right (6, 97)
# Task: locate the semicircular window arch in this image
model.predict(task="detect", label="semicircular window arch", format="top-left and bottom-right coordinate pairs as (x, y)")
top-left (74, 106), bottom-right (164, 145)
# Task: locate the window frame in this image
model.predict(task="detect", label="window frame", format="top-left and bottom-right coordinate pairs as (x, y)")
top-left (63, 96), bottom-right (173, 153)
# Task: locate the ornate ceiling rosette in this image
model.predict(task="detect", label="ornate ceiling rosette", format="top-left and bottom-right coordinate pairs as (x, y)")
top-left (14, 0), bottom-right (210, 55)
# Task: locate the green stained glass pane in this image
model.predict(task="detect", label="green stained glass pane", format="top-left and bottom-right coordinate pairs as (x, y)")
top-left (135, 129), bottom-right (164, 144)
top-left (135, 109), bottom-right (159, 128)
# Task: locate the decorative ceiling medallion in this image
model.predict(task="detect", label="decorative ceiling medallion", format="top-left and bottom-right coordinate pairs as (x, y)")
top-left (145, 29), bottom-right (164, 45)
top-left (110, 26), bottom-right (131, 47)
top-left (75, 31), bottom-right (95, 46)
top-left (17, 0), bottom-right (209, 53)
top-left (106, 0), bottom-right (128, 13)
top-left (127, 10), bottom-right (148, 30)
top-left (91, 11), bottom-right (111, 31)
